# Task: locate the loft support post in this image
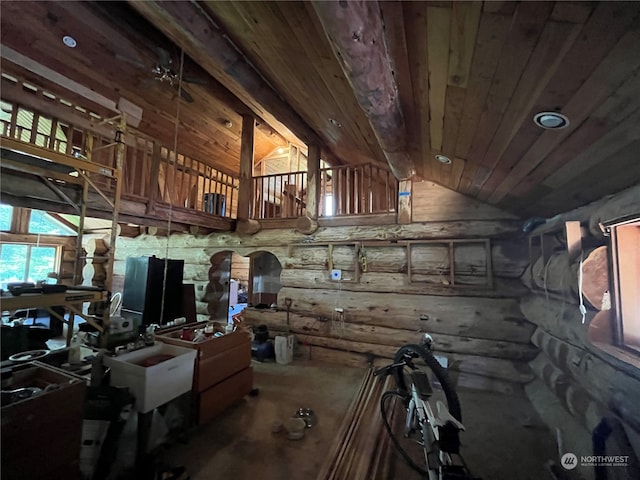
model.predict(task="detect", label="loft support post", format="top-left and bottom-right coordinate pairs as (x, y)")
top-left (105, 115), bottom-right (126, 292)
top-left (74, 135), bottom-right (92, 286)
top-left (237, 114), bottom-right (260, 234)
top-left (296, 142), bottom-right (320, 234)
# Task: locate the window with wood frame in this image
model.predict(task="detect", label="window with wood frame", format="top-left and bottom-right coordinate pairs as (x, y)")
top-left (0, 205), bottom-right (74, 288)
top-left (608, 217), bottom-right (640, 354)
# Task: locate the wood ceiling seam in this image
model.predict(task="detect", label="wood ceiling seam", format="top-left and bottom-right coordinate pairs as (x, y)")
top-left (426, 5), bottom-right (451, 159)
top-left (447, 2), bottom-right (482, 90)
top-left (536, 105), bottom-right (640, 191)
top-left (441, 85), bottom-right (466, 165)
top-left (533, 139), bottom-right (640, 216)
top-left (465, 1), bottom-right (554, 167)
top-left (448, 157), bottom-right (466, 191)
top-left (474, 21), bottom-right (584, 201)
top-left (402, 1), bottom-right (431, 180)
top-left (479, 20), bottom-right (582, 172)
top-left (454, 12), bottom-right (510, 161)
top-left (487, 24), bottom-right (640, 204)
top-left (475, 2), bottom-right (640, 202)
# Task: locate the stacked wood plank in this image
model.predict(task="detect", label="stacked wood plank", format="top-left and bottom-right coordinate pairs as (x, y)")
top-left (316, 370), bottom-right (395, 480)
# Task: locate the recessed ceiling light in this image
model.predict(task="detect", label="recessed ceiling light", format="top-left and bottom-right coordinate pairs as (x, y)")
top-left (533, 111), bottom-right (569, 129)
top-left (224, 120), bottom-right (233, 128)
top-left (277, 147), bottom-right (285, 154)
top-left (62, 35), bottom-right (77, 48)
top-left (435, 154), bottom-right (451, 164)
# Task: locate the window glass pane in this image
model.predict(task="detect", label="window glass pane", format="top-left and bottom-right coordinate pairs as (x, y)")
top-left (0, 204), bottom-right (12, 231)
top-left (29, 210), bottom-right (76, 236)
top-left (0, 244), bottom-right (28, 288)
top-left (28, 246), bottom-right (57, 284)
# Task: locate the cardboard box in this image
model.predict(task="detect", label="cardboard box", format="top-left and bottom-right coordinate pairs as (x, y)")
top-left (1, 362), bottom-right (86, 480)
top-left (197, 366), bottom-right (253, 425)
top-left (103, 343), bottom-right (196, 413)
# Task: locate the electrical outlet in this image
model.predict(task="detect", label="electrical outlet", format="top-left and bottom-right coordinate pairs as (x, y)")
top-left (331, 269), bottom-right (342, 281)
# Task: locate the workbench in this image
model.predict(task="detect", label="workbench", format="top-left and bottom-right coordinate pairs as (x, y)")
top-left (1, 289), bottom-right (108, 346)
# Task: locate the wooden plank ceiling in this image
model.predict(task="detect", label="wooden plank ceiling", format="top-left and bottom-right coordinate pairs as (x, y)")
top-left (1, 1), bottom-right (639, 217)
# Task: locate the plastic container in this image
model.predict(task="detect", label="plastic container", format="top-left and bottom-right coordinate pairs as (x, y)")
top-left (103, 343), bottom-right (196, 413)
top-left (68, 334), bottom-right (82, 364)
top-left (274, 334), bottom-right (294, 365)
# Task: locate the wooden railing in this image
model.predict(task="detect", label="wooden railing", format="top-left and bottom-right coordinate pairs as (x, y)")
top-left (319, 163), bottom-right (397, 217)
top-left (0, 86), bottom-right (237, 220)
top-left (252, 171), bottom-right (307, 219)
top-left (123, 141), bottom-right (238, 218)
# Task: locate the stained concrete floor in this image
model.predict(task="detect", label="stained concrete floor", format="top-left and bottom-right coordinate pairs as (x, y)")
top-left (161, 360), bottom-right (365, 480)
top-left (107, 359), bottom-right (559, 480)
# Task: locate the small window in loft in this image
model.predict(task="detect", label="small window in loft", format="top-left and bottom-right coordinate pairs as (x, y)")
top-left (29, 210), bottom-right (76, 236)
top-left (0, 204), bottom-right (12, 231)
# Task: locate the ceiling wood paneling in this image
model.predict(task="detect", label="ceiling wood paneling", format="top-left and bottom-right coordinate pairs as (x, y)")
top-left (1, 1), bottom-right (639, 217)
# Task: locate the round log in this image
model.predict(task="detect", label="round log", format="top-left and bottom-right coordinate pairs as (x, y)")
top-left (581, 246), bottom-right (609, 310)
top-left (295, 215), bottom-right (319, 235)
top-left (531, 252), bottom-right (578, 296)
top-left (588, 309), bottom-right (614, 344)
top-left (235, 218), bottom-right (261, 235)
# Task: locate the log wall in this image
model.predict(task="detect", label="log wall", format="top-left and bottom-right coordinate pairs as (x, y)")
top-left (520, 184), bottom-right (640, 469)
top-left (114, 188), bottom-right (537, 395)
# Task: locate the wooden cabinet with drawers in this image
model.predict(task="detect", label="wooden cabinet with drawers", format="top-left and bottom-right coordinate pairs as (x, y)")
top-left (156, 324), bottom-right (253, 424)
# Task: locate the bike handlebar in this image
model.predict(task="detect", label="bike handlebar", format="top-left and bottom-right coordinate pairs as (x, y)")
top-left (373, 353), bottom-right (418, 377)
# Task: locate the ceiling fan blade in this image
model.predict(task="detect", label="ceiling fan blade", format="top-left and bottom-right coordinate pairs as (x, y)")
top-left (182, 74), bottom-right (209, 86)
top-left (172, 83), bottom-right (194, 103)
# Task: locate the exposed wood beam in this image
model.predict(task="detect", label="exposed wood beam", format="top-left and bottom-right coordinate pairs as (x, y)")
top-left (0, 76), bottom-right (137, 148)
top-left (312, 1), bottom-right (414, 181)
top-left (0, 44), bottom-right (118, 112)
top-left (129, 0), bottom-right (323, 149)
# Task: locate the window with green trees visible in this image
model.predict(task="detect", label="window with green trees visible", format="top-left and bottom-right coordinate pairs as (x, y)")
top-left (0, 204), bottom-right (12, 231)
top-left (0, 243), bottom-right (58, 289)
top-left (29, 210), bottom-right (76, 236)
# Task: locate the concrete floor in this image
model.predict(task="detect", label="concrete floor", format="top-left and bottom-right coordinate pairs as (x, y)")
top-left (160, 360), bottom-right (365, 480)
top-left (108, 359), bottom-right (559, 480)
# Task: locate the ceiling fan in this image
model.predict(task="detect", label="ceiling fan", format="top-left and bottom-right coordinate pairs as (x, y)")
top-left (118, 46), bottom-right (208, 103)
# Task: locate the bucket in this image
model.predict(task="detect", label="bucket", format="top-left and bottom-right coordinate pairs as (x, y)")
top-left (274, 334), bottom-right (294, 365)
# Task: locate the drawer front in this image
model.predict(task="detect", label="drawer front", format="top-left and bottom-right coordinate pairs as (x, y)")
top-left (197, 367), bottom-right (253, 425)
top-left (195, 342), bottom-right (251, 392)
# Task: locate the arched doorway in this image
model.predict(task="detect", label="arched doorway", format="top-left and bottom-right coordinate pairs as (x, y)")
top-left (206, 251), bottom-right (251, 322)
top-left (248, 251), bottom-right (282, 307)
